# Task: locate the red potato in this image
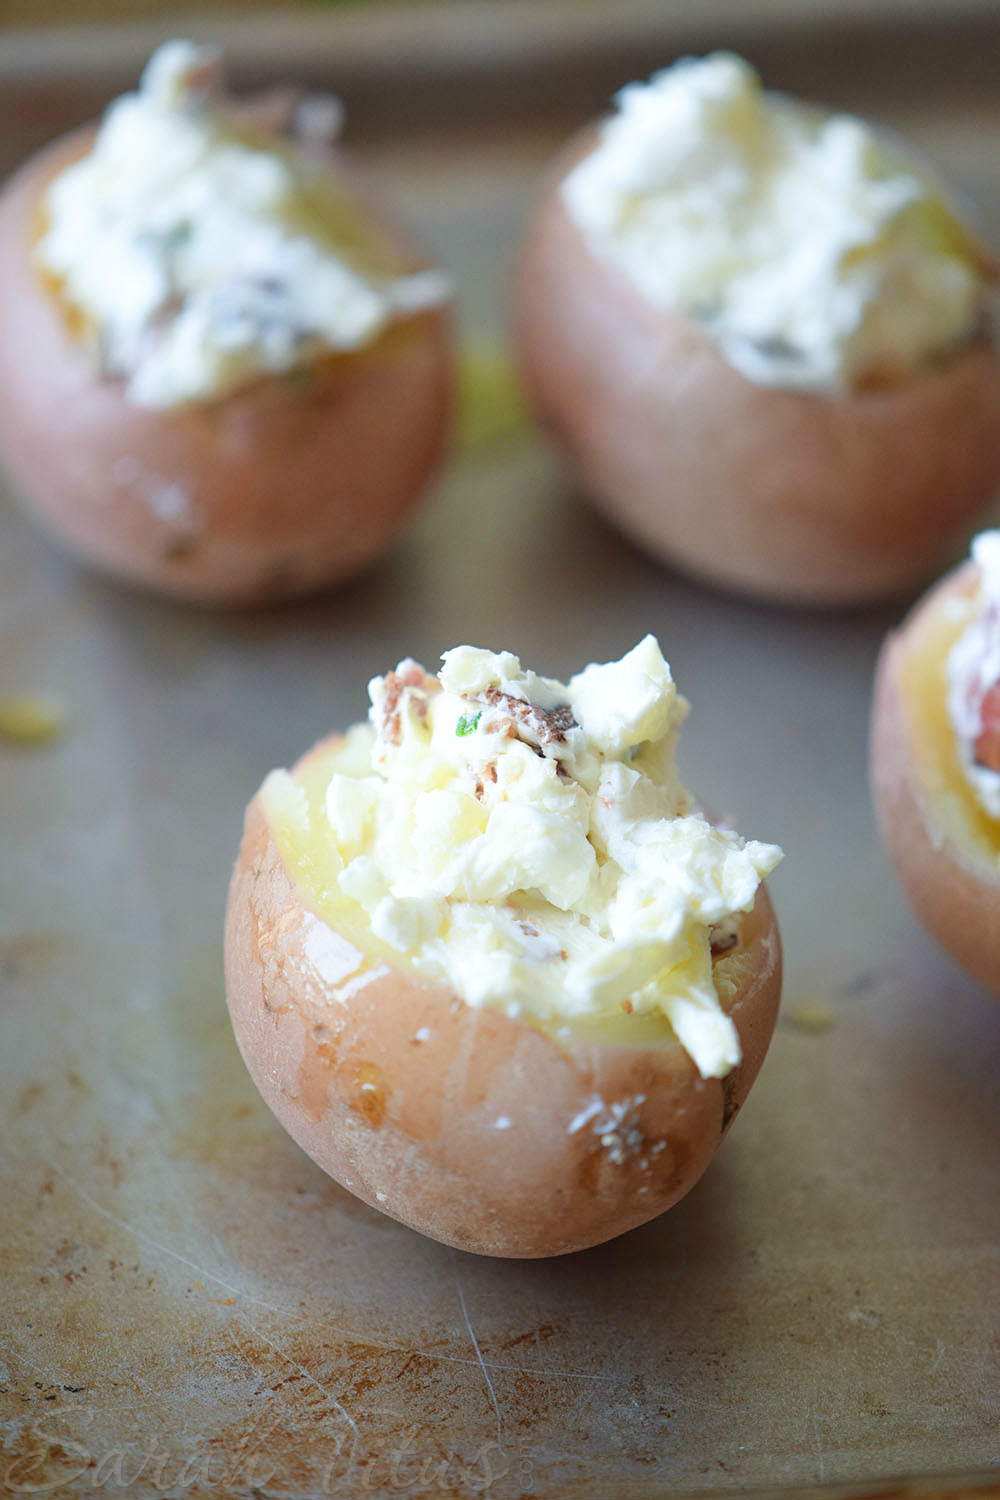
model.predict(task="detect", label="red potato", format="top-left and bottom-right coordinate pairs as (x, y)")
top-left (514, 136), bottom-right (1000, 609)
top-left (871, 563), bottom-right (1000, 996)
top-left (224, 734), bottom-right (783, 1259)
top-left (0, 129), bottom-right (453, 605)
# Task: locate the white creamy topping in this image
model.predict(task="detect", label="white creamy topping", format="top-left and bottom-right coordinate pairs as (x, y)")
top-left (279, 637), bottom-right (783, 1079)
top-left (36, 40), bottom-right (448, 408)
top-left (947, 531), bottom-right (1000, 821)
top-left (561, 52), bottom-right (984, 393)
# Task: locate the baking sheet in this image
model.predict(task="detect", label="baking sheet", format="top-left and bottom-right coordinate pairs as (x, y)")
top-left (2, 21), bottom-right (999, 1500)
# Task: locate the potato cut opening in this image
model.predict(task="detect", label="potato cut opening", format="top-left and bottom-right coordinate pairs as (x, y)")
top-left (900, 578), bottom-right (1000, 866)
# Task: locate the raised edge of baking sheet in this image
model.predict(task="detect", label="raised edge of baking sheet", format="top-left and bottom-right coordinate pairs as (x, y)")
top-left (1, 12), bottom-right (998, 1498)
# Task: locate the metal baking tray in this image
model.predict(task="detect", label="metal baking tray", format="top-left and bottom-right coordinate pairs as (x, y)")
top-left (1, 8), bottom-right (998, 1497)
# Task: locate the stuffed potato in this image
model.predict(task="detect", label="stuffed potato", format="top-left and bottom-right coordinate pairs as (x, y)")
top-left (871, 532), bottom-right (1000, 996)
top-left (515, 54), bottom-right (1000, 606)
top-left (0, 42), bottom-right (452, 604)
top-left (225, 639), bottom-right (784, 1256)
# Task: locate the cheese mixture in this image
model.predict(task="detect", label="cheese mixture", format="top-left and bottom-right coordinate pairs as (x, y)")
top-left (561, 52), bottom-right (985, 394)
top-left (264, 637), bottom-right (783, 1078)
top-left (35, 40), bottom-right (448, 409)
top-left (948, 531), bottom-right (1000, 822)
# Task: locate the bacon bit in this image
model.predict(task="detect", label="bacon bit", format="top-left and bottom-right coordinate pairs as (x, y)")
top-left (473, 762), bottom-right (498, 803)
top-left (518, 918), bottom-right (540, 939)
top-left (380, 673), bottom-right (405, 746)
top-left (621, 998), bottom-right (633, 1014)
top-left (973, 681), bottom-right (1000, 773)
top-left (481, 688), bottom-right (577, 752)
top-left (184, 51), bottom-right (224, 99)
top-left (709, 924), bottom-right (739, 957)
top-left (379, 661), bottom-right (436, 747)
top-left (543, 704), bottom-right (578, 738)
top-left (559, 949), bottom-right (568, 961)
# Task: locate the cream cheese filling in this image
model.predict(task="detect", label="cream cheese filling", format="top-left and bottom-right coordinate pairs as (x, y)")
top-left (264, 637), bottom-right (782, 1079)
top-left (947, 531), bottom-right (1000, 823)
top-left (561, 52), bottom-right (985, 394)
top-left (35, 40), bottom-right (448, 409)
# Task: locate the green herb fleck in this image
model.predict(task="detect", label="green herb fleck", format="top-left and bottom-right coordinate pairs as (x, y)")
top-left (456, 711), bottom-right (481, 737)
top-left (163, 220), bottom-right (193, 252)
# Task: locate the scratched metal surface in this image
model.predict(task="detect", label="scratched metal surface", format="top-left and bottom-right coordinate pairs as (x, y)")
top-left (2, 32), bottom-right (1000, 1500)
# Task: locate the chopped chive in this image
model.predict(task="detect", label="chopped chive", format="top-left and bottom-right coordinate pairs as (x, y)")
top-left (163, 220), bottom-right (193, 251)
top-left (456, 711), bottom-right (481, 737)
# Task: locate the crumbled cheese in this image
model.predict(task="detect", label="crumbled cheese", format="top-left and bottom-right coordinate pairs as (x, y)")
top-left (35, 40), bottom-right (448, 409)
top-left (561, 52), bottom-right (983, 393)
top-left (306, 637), bottom-right (782, 1079)
top-left (947, 530), bottom-right (1000, 821)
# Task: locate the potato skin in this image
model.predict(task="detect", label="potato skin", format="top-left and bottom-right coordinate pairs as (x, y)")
top-left (224, 735), bottom-right (783, 1258)
top-left (0, 129), bottom-right (453, 605)
top-left (871, 565), bottom-right (1000, 997)
top-left (514, 134), bottom-right (1000, 608)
